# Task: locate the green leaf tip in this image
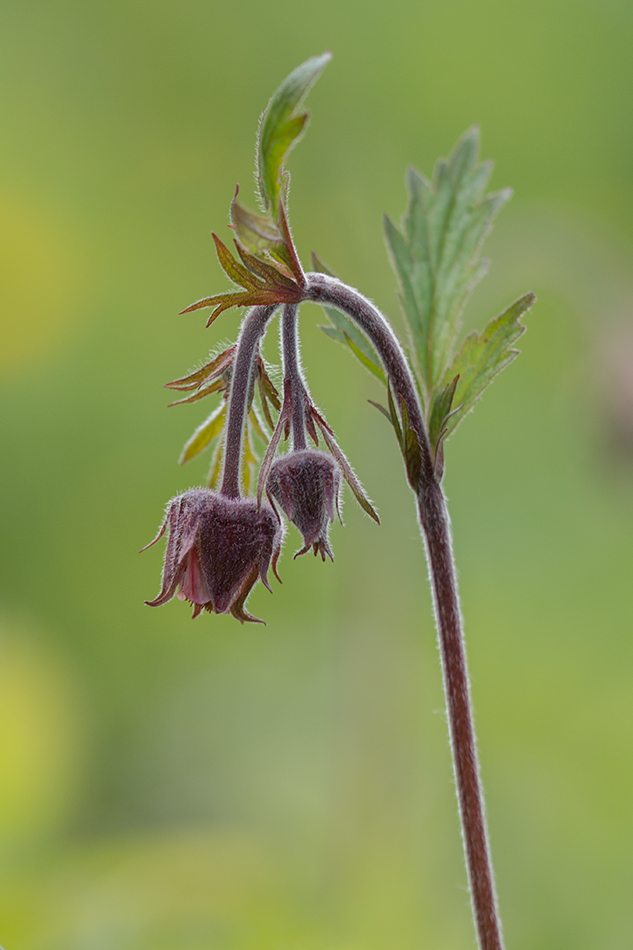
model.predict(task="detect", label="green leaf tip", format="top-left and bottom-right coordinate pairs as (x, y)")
top-left (385, 126), bottom-right (512, 399)
top-left (257, 52), bottom-right (332, 219)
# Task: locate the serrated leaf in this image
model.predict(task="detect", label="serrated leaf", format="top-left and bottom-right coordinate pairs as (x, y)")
top-left (179, 403), bottom-right (226, 465)
top-left (179, 292), bottom-right (248, 321)
top-left (384, 127), bottom-right (512, 397)
top-left (165, 345), bottom-right (236, 391)
top-left (440, 292), bottom-right (535, 441)
top-left (181, 223), bottom-right (304, 326)
top-left (168, 377), bottom-right (227, 406)
top-left (181, 286), bottom-right (300, 328)
top-left (257, 52), bottom-right (332, 218)
top-left (212, 234), bottom-right (260, 289)
top-left (230, 188), bottom-right (304, 286)
top-left (233, 239), bottom-right (297, 289)
top-left (230, 192), bottom-right (283, 254)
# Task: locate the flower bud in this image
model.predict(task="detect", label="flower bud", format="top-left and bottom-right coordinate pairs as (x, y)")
top-left (143, 489), bottom-right (283, 623)
top-left (267, 449), bottom-right (341, 560)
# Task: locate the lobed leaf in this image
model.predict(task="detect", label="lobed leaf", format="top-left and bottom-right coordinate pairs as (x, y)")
top-left (384, 128), bottom-right (511, 397)
top-left (233, 239), bottom-right (297, 288)
top-left (230, 191), bottom-right (283, 254)
top-left (212, 234), bottom-right (259, 289)
top-left (439, 292), bottom-right (535, 442)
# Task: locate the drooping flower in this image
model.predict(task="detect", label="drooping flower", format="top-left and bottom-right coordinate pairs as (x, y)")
top-left (267, 449), bottom-right (341, 560)
top-left (142, 488), bottom-right (283, 623)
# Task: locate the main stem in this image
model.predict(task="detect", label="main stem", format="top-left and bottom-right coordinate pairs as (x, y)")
top-left (418, 481), bottom-right (504, 950)
top-left (305, 273), bottom-right (505, 950)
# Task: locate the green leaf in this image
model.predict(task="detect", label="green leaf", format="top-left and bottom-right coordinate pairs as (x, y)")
top-left (384, 127), bottom-right (511, 397)
top-left (241, 420), bottom-right (260, 496)
top-left (257, 52), bottom-right (332, 218)
top-left (312, 253), bottom-right (386, 383)
top-left (427, 373), bottom-right (460, 479)
top-left (248, 406), bottom-right (269, 444)
top-left (387, 383), bottom-right (404, 451)
top-left (368, 400), bottom-right (392, 425)
top-left (342, 333), bottom-right (387, 384)
top-left (439, 292), bottom-right (535, 441)
top-left (179, 403), bottom-right (227, 465)
top-left (230, 191), bottom-right (303, 283)
top-left (256, 359), bottom-right (281, 431)
top-left (230, 192), bottom-right (283, 255)
top-left (398, 394), bottom-right (423, 491)
top-left (207, 438), bottom-right (224, 490)
top-left (427, 373), bottom-right (460, 457)
top-left (212, 233), bottom-right (259, 288)
top-left (233, 239), bottom-right (297, 288)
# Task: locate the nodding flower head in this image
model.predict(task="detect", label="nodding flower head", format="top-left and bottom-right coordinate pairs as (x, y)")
top-left (142, 489), bottom-right (283, 624)
top-left (267, 449), bottom-right (341, 560)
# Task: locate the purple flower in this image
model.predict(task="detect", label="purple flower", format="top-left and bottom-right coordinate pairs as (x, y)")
top-left (142, 489), bottom-right (283, 623)
top-left (267, 449), bottom-right (341, 560)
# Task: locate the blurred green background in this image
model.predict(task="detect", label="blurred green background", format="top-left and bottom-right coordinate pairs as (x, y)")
top-left (2, 1), bottom-right (633, 948)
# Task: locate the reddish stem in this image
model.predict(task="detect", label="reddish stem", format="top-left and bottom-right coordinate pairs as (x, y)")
top-left (305, 272), bottom-right (506, 950)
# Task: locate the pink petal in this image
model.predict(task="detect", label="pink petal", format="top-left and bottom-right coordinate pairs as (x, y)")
top-left (178, 546), bottom-right (212, 604)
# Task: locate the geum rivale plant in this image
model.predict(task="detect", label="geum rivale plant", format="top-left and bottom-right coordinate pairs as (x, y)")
top-left (143, 53), bottom-right (535, 950)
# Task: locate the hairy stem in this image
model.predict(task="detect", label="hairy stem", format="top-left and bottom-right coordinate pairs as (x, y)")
top-left (418, 481), bottom-right (505, 950)
top-left (281, 303), bottom-right (308, 451)
top-left (304, 272), bottom-right (505, 950)
top-left (221, 305), bottom-right (278, 498)
top-left (306, 273), bottom-right (435, 481)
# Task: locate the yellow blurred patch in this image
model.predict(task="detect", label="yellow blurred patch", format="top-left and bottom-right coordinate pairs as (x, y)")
top-left (0, 620), bottom-right (84, 845)
top-left (0, 193), bottom-right (80, 374)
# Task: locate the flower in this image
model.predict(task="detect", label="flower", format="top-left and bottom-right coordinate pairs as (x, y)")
top-left (266, 449), bottom-right (341, 560)
top-left (142, 488), bottom-right (283, 623)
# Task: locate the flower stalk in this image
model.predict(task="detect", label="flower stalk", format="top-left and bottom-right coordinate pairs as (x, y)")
top-left (220, 305), bottom-right (278, 499)
top-left (281, 303), bottom-right (309, 451)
